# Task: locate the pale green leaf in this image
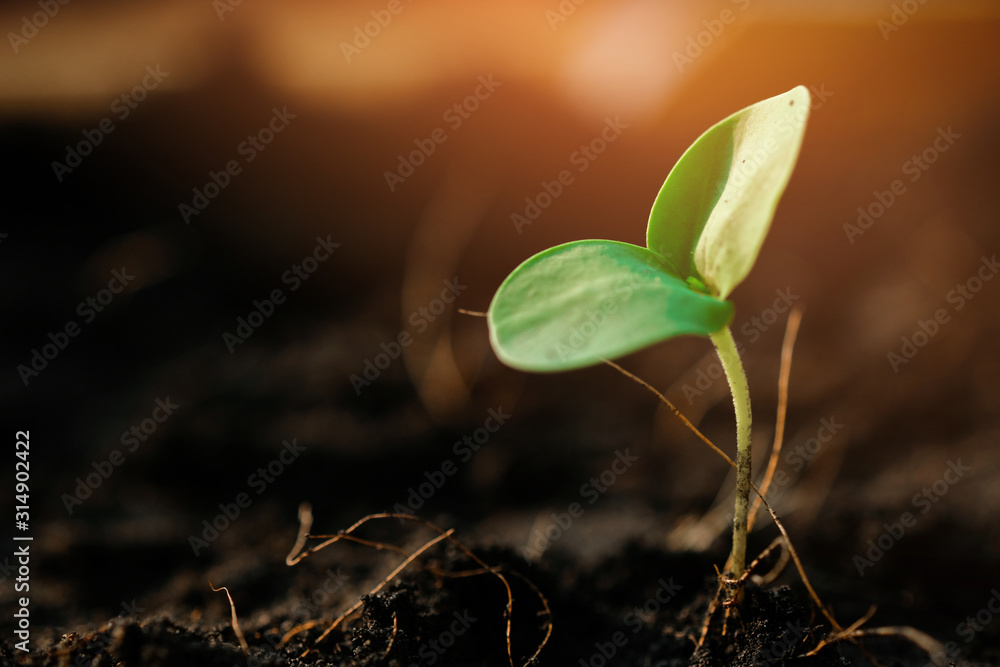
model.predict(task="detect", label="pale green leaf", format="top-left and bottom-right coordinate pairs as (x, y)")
top-left (487, 240), bottom-right (733, 372)
top-left (647, 85), bottom-right (810, 297)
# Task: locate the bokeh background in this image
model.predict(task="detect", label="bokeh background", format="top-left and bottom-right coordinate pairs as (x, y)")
top-left (3, 0), bottom-right (1000, 661)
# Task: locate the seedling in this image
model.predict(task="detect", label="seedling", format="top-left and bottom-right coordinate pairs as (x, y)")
top-left (487, 86), bottom-right (810, 585)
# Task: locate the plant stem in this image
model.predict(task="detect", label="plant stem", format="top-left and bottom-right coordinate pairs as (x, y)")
top-left (708, 326), bottom-right (752, 581)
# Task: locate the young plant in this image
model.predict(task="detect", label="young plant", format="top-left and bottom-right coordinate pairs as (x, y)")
top-left (487, 86), bottom-right (810, 583)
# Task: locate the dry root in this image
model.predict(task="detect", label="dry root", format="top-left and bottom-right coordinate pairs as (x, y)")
top-left (282, 505), bottom-right (552, 666)
top-left (605, 309), bottom-right (947, 666)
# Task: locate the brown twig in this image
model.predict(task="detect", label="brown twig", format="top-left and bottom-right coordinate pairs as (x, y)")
top-left (300, 527), bottom-right (455, 649)
top-left (382, 611), bottom-right (399, 659)
top-left (601, 358), bottom-right (737, 471)
top-left (737, 535), bottom-right (791, 588)
top-left (604, 337), bottom-right (954, 664)
top-left (754, 488), bottom-right (842, 633)
top-left (748, 307), bottom-right (802, 532)
top-left (805, 624), bottom-right (946, 665)
top-left (602, 318), bottom-right (848, 644)
top-left (283, 510), bottom-right (551, 666)
top-left (284, 501), bottom-right (313, 567)
top-left (281, 618), bottom-right (324, 642)
top-left (209, 583), bottom-right (249, 655)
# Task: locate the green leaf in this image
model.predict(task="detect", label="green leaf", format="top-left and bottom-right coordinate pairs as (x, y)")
top-left (647, 85), bottom-right (810, 298)
top-left (487, 240), bottom-right (733, 372)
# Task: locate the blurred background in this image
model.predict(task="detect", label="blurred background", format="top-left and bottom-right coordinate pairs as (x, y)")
top-left (2, 0), bottom-right (1000, 658)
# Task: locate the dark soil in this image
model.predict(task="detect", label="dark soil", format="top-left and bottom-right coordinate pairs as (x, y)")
top-left (0, 495), bottom-right (953, 667)
top-left (3, 307), bottom-right (999, 666)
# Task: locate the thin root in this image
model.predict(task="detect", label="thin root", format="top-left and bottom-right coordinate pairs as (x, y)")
top-left (298, 526), bottom-right (456, 650)
top-left (606, 317), bottom-right (947, 665)
top-left (806, 624), bottom-right (947, 664)
top-left (284, 501), bottom-right (314, 567)
top-left (600, 358), bottom-right (736, 470)
top-left (283, 509), bottom-right (551, 667)
top-left (748, 307), bottom-right (802, 532)
top-left (604, 315), bottom-right (868, 647)
top-left (381, 611), bottom-right (399, 659)
top-left (717, 535), bottom-right (791, 591)
top-left (209, 583), bottom-right (249, 655)
top-left (281, 618), bottom-right (324, 645)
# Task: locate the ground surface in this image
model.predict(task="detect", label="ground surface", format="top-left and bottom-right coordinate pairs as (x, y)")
top-left (2, 301), bottom-right (1000, 666)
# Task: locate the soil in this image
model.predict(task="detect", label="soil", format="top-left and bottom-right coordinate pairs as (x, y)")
top-left (3, 294), bottom-right (1000, 667)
